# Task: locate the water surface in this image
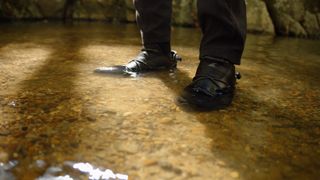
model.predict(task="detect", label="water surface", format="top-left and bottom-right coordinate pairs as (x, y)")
top-left (0, 22), bottom-right (319, 179)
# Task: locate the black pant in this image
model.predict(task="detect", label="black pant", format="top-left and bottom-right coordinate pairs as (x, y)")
top-left (133, 0), bottom-right (246, 64)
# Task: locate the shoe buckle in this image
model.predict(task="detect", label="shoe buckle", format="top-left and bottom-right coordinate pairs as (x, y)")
top-left (235, 72), bottom-right (241, 80)
top-left (171, 50), bottom-right (182, 62)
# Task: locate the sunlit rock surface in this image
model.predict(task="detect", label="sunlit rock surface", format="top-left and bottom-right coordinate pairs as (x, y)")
top-left (0, 22), bottom-right (319, 179)
top-left (0, 0), bottom-right (320, 39)
top-left (246, 0), bottom-right (275, 34)
top-left (1, 0), bottom-right (320, 38)
top-left (265, 0), bottom-right (320, 38)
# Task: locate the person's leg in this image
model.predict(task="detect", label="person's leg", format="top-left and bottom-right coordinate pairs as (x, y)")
top-left (122, 0), bottom-right (182, 73)
top-left (182, 0), bottom-right (247, 109)
top-left (198, 0), bottom-right (246, 64)
top-left (95, 0), bottom-right (181, 74)
top-left (134, 0), bottom-right (172, 50)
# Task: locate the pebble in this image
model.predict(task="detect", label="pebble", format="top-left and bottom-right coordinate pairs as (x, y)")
top-left (159, 117), bottom-right (173, 124)
top-left (230, 171), bottom-right (239, 178)
top-left (216, 160), bottom-right (226, 166)
top-left (136, 128), bottom-right (149, 135)
top-left (115, 141), bottom-right (139, 154)
top-left (245, 145), bottom-right (251, 152)
top-left (175, 107), bottom-right (180, 112)
top-left (159, 161), bottom-right (182, 175)
top-left (0, 152), bottom-right (8, 163)
top-left (0, 130), bottom-right (10, 136)
top-left (35, 160), bottom-right (46, 168)
top-left (123, 112), bottom-right (133, 117)
top-left (143, 159), bottom-right (158, 166)
top-left (13, 153), bottom-right (19, 158)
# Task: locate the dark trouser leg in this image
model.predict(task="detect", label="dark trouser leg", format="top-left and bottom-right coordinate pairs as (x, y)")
top-left (182, 0), bottom-right (247, 109)
top-left (133, 0), bottom-right (172, 44)
top-left (120, 0), bottom-right (179, 73)
top-left (198, 0), bottom-right (247, 65)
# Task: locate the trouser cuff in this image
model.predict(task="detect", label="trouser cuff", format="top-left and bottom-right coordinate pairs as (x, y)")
top-left (200, 47), bottom-right (243, 65)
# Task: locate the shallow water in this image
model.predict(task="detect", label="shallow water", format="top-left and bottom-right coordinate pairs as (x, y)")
top-left (0, 22), bottom-right (319, 179)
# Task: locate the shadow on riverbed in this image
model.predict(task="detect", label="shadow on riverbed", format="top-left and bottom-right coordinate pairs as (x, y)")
top-left (70, 57), bottom-right (320, 179)
top-left (154, 58), bottom-right (320, 179)
top-left (0, 30), bottom-right (95, 179)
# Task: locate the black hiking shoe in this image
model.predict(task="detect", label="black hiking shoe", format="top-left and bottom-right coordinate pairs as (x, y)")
top-left (125, 48), bottom-right (182, 73)
top-left (94, 48), bottom-right (181, 75)
top-left (181, 57), bottom-right (240, 110)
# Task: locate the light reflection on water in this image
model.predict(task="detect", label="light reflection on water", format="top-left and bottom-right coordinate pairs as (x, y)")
top-left (0, 161), bottom-right (128, 180)
top-left (0, 161), bottom-right (17, 180)
top-left (38, 162), bottom-right (128, 180)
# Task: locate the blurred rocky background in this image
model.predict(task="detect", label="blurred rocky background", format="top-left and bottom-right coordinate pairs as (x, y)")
top-left (0, 0), bottom-right (319, 38)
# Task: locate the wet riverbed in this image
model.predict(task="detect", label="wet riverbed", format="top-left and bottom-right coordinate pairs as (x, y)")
top-left (0, 22), bottom-right (319, 180)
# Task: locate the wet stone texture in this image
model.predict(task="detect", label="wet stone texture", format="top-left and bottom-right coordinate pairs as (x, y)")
top-left (0, 22), bottom-right (320, 179)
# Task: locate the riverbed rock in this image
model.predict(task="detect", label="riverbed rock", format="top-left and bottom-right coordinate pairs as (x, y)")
top-left (247, 0), bottom-right (275, 34)
top-left (0, 0), bottom-right (41, 19)
top-left (1, 0), bottom-right (320, 38)
top-left (114, 141), bottom-right (139, 154)
top-left (37, 0), bottom-right (65, 18)
top-left (0, 152), bottom-right (9, 163)
top-left (265, 0), bottom-right (320, 38)
top-left (125, 0), bottom-right (135, 22)
top-left (70, 0), bottom-right (128, 22)
top-left (73, 0), bottom-right (108, 20)
top-left (302, 11), bottom-right (320, 37)
top-left (172, 0), bottom-right (197, 26)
